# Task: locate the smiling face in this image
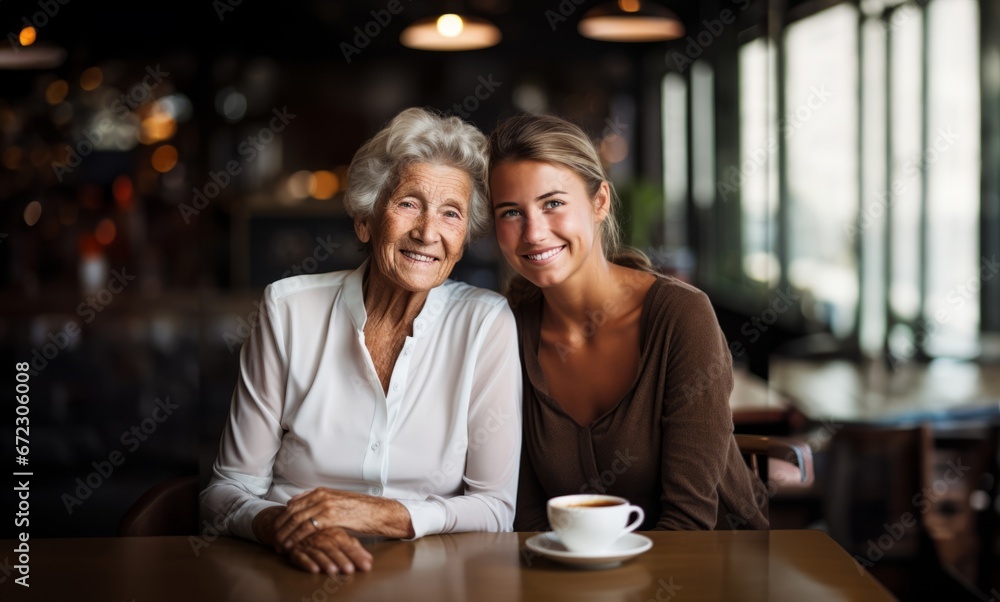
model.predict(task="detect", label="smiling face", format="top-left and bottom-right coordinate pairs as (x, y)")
top-left (490, 160), bottom-right (609, 290)
top-left (356, 162), bottom-right (471, 293)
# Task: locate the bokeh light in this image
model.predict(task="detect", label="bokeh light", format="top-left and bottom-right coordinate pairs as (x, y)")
top-left (287, 170), bottom-right (312, 199)
top-left (309, 170), bottom-right (339, 200)
top-left (95, 218), bottom-right (117, 245)
top-left (2, 147), bottom-right (23, 170)
top-left (24, 201), bottom-right (42, 226)
top-left (19, 27), bottom-right (36, 46)
top-left (140, 112), bottom-right (177, 144)
top-left (599, 134), bottom-right (629, 164)
top-left (151, 145), bottom-right (178, 173)
top-left (437, 14), bottom-right (464, 37)
top-left (113, 175), bottom-right (135, 211)
top-left (45, 80), bottom-right (69, 105)
top-left (216, 87), bottom-right (247, 122)
top-left (80, 67), bottom-right (103, 91)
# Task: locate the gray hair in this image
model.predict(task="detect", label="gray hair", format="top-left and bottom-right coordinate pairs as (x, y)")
top-left (344, 107), bottom-right (490, 243)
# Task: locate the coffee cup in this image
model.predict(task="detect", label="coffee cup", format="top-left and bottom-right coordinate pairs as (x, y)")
top-left (547, 494), bottom-right (645, 554)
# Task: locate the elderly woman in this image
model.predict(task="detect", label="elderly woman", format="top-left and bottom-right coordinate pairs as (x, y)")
top-left (200, 108), bottom-right (521, 576)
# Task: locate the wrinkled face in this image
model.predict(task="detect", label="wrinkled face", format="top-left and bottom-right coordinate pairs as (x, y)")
top-left (357, 162), bottom-right (471, 293)
top-left (490, 160), bottom-right (608, 290)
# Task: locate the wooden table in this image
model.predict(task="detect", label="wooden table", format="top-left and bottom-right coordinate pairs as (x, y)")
top-left (10, 530), bottom-right (894, 601)
top-left (769, 358), bottom-right (1000, 423)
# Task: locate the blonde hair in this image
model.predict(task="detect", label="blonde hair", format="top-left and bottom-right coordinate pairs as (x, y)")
top-left (487, 113), bottom-right (653, 306)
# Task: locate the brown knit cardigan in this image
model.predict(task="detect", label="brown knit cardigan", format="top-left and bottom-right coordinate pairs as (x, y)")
top-left (512, 275), bottom-right (769, 531)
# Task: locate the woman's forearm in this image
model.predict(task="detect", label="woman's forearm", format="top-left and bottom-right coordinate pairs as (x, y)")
top-left (347, 496), bottom-right (415, 539)
top-left (252, 505), bottom-right (285, 546)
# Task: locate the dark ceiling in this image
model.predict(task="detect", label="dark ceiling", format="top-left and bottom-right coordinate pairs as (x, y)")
top-left (2, 0), bottom-right (754, 65)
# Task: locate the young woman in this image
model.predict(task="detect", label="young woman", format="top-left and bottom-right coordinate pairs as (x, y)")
top-left (488, 114), bottom-right (767, 531)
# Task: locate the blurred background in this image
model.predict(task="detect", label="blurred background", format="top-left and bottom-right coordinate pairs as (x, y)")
top-left (0, 0), bottom-right (997, 598)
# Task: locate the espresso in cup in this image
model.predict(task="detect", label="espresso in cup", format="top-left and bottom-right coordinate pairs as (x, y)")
top-left (566, 500), bottom-right (622, 508)
top-left (547, 494), bottom-right (645, 554)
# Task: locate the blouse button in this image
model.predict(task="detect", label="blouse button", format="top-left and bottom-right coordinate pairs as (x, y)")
top-left (371, 486), bottom-right (381, 496)
top-left (392, 384), bottom-right (401, 392)
top-left (371, 442), bottom-right (380, 451)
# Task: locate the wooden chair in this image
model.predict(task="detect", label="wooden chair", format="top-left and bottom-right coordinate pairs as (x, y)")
top-left (822, 424), bottom-right (987, 600)
top-left (119, 475), bottom-right (200, 537)
top-left (733, 434), bottom-right (814, 489)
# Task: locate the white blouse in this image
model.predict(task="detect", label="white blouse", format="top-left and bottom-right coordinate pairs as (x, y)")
top-left (200, 261), bottom-right (522, 541)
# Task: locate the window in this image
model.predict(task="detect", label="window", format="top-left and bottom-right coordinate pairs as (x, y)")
top-left (738, 37), bottom-right (779, 286)
top-left (785, 3), bottom-right (859, 337)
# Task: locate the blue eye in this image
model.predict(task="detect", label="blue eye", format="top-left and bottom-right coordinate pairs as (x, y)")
top-left (543, 200), bottom-right (564, 209)
top-left (444, 210), bottom-right (462, 219)
top-left (499, 209), bottom-right (521, 219)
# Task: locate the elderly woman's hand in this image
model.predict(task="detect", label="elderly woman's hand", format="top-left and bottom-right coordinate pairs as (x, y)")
top-left (285, 527), bottom-right (373, 575)
top-left (274, 488), bottom-right (415, 551)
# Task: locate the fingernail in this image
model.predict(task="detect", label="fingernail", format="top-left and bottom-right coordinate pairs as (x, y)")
top-left (344, 563), bottom-right (354, 574)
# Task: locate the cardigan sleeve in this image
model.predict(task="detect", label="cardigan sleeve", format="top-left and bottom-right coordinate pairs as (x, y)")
top-left (655, 289), bottom-right (736, 530)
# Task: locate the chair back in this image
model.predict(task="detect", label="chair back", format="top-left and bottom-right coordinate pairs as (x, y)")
top-left (823, 425), bottom-right (932, 559)
top-left (119, 475), bottom-right (200, 537)
top-left (733, 434), bottom-right (814, 488)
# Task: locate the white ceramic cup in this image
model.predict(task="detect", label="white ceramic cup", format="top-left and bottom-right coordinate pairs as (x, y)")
top-left (547, 494), bottom-right (645, 554)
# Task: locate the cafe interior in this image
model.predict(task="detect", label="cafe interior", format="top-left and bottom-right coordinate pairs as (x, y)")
top-left (1, 0), bottom-right (998, 599)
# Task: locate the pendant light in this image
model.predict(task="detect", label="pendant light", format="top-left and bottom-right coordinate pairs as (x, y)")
top-left (400, 13), bottom-right (501, 51)
top-left (578, 0), bottom-right (685, 42)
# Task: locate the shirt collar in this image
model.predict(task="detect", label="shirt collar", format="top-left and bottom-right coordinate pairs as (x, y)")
top-left (342, 258), bottom-right (450, 338)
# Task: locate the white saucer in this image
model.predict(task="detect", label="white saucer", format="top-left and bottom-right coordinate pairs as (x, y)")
top-left (523, 532), bottom-right (653, 569)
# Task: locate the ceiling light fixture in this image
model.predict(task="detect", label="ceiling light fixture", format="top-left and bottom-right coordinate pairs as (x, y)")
top-left (578, 0), bottom-right (685, 42)
top-left (400, 13), bottom-right (501, 51)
